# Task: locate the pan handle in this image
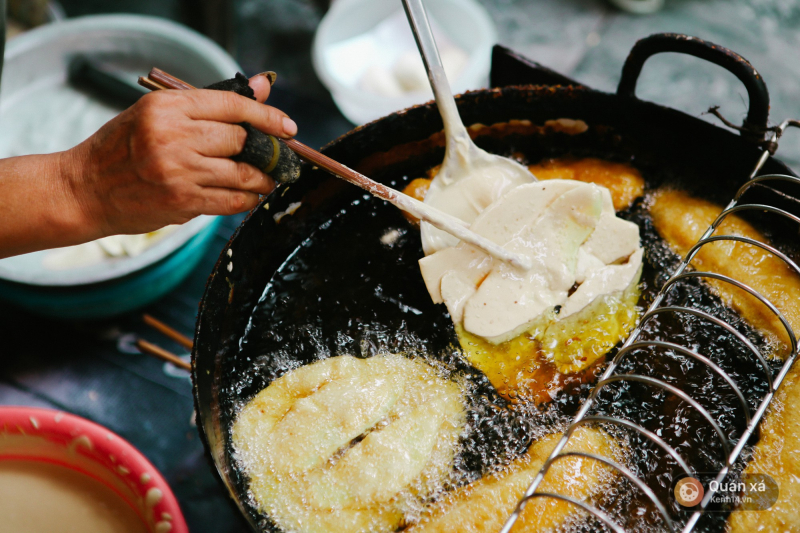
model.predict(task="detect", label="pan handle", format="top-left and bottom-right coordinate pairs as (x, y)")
top-left (617, 33), bottom-right (770, 142)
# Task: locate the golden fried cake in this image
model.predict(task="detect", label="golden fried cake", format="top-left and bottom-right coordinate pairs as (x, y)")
top-left (406, 426), bottom-right (621, 533)
top-left (727, 363), bottom-right (800, 532)
top-left (232, 354), bottom-right (466, 533)
top-left (650, 188), bottom-right (800, 357)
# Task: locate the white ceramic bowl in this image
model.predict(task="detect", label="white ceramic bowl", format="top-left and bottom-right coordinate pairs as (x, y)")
top-left (313, 0), bottom-right (497, 125)
top-left (0, 15), bottom-right (240, 287)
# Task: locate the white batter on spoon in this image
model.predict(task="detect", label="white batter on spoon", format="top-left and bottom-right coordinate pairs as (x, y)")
top-left (416, 79), bottom-right (642, 342)
top-left (407, 9), bottom-right (641, 343)
top-left (420, 179), bottom-right (643, 344)
top-left (419, 68), bottom-right (537, 255)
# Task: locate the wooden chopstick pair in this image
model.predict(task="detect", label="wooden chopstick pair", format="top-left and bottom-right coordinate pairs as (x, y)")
top-left (137, 69), bottom-right (533, 270)
top-left (135, 314), bottom-right (192, 371)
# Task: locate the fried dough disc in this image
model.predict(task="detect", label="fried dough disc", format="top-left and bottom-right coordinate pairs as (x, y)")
top-left (233, 354), bottom-right (466, 533)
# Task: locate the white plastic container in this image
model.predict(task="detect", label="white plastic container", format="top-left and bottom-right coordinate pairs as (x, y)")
top-left (313, 0), bottom-right (497, 125)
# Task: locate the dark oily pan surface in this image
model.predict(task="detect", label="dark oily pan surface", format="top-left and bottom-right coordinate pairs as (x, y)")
top-left (194, 86), bottom-right (798, 533)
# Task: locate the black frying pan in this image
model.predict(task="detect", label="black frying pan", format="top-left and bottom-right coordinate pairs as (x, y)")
top-left (191, 34), bottom-right (799, 532)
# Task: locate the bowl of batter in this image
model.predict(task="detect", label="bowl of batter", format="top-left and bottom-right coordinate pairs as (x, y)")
top-left (0, 406), bottom-right (187, 533)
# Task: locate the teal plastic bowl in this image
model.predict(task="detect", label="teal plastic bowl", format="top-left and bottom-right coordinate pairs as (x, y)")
top-left (0, 217), bottom-right (221, 319)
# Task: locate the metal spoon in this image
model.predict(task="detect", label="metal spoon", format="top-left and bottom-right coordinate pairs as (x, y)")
top-left (401, 0), bottom-right (537, 255)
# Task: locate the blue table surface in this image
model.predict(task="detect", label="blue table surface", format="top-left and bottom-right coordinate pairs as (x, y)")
top-left (2, 1), bottom-right (799, 531)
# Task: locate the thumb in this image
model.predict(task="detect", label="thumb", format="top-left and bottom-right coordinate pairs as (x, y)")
top-left (248, 71), bottom-right (276, 103)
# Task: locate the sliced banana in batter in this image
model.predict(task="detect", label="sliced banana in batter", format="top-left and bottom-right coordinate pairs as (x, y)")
top-left (420, 179), bottom-right (642, 402)
top-left (232, 354), bottom-right (466, 533)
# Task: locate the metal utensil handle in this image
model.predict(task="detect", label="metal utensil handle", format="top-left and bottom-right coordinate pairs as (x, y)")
top-left (285, 138), bottom-right (532, 270)
top-left (401, 0), bottom-right (469, 144)
top-left (617, 33), bottom-right (770, 143)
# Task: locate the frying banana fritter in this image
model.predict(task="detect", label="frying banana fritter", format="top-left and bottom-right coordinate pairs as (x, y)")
top-left (454, 279), bottom-right (640, 403)
top-left (404, 158), bottom-right (645, 403)
top-left (650, 188), bottom-right (800, 357)
top-left (726, 362), bottom-right (800, 532)
top-left (406, 426), bottom-right (622, 533)
top-left (727, 364), bottom-right (800, 532)
top-left (232, 354), bottom-right (466, 533)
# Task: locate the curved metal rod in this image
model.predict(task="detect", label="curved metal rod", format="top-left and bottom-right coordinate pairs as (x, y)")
top-left (688, 235), bottom-right (800, 279)
top-left (661, 271), bottom-right (797, 353)
top-left (551, 451), bottom-right (676, 532)
top-left (683, 339), bottom-right (800, 533)
top-left (597, 374), bottom-right (732, 461)
top-left (717, 203), bottom-right (800, 230)
top-left (640, 307), bottom-right (773, 390)
top-left (523, 493), bottom-right (626, 533)
top-left (575, 416), bottom-right (694, 478)
top-left (734, 174), bottom-right (800, 201)
top-left (611, 340), bottom-right (751, 425)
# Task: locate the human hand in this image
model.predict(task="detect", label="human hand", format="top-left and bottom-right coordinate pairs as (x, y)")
top-left (64, 72), bottom-right (297, 237)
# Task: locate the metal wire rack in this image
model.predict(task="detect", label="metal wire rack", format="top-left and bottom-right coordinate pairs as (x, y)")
top-left (500, 118), bottom-right (800, 533)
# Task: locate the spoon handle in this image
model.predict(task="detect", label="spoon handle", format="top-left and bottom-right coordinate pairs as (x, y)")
top-left (139, 69), bottom-right (531, 270)
top-left (401, 0), bottom-right (469, 142)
